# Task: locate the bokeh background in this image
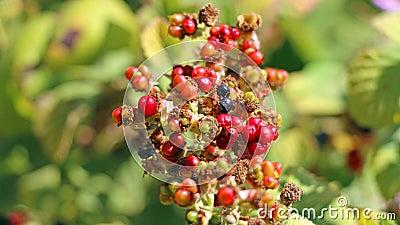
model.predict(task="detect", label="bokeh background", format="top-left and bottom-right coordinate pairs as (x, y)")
top-left (0, 0), bottom-right (399, 224)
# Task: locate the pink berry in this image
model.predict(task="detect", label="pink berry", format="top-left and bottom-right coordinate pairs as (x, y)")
top-left (111, 107), bottom-right (122, 126)
top-left (182, 18), bottom-right (197, 35)
top-left (247, 50), bottom-right (264, 65)
top-left (184, 155), bottom-right (200, 166)
top-left (216, 114), bottom-right (232, 128)
top-left (162, 140), bottom-right (179, 156)
top-left (259, 125), bottom-right (274, 144)
top-left (171, 65), bottom-right (184, 79)
top-left (196, 77), bottom-right (213, 92)
top-left (132, 75), bottom-right (149, 90)
top-left (125, 66), bottom-right (138, 80)
top-left (242, 124), bottom-right (258, 142)
top-left (191, 66), bottom-right (208, 78)
top-left (217, 187), bottom-right (235, 206)
top-left (138, 95), bottom-right (157, 117)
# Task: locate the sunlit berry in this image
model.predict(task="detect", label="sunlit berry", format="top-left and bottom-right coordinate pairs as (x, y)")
top-left (174, 188), bottom-right (193, 206)
top-left (138, 95), bottom-right (157, 117)
top-left (184, 155), bottom-right (200, 166)
top-left (182, 18), bottom-right (197, 35)
top-left (112, 107), bottom-right (122, 126)
top-left (217, 187), bottom-right (235, 206)
top-left (125, 66), bottom-right (138, 80)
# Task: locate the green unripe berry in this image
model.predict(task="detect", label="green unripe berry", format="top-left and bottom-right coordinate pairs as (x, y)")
top-left (186, 210), bottom-right (199, 223)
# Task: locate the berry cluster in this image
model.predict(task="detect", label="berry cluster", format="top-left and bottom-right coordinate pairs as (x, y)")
top-left (249, 160), bottom-right (283, 190)
top-left (207, 24), bottom-right (240, 50)
top-left (111, 4), bottom-right (298, 225)
top-left (125, 65), bottom-right (151, 91)
top-left (168, 14), bottom-right (198, 39)
top-left (264, 68), bottom-right (289, 90)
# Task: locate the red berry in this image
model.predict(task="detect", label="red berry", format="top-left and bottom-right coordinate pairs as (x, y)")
top-left (216, 134), bottom-right (229, 150)
top-left (226, 127), bottom-right (239, 143)
top-left (248, 117), bottom-right (263, 127)
top-left (181, 178), bottom-right (198, 193)
top-left (181, 84), bottom-right (198, 100)
top-left (207, 68), bottom-right (217, 79)
top-left (182, 18), bottom-right (197, 35)
top-left (159, 193), bottom-right (173, 205)
top-left (259, 125), bottom-right (274, 145)
top-left (196, 77), bottom-right (213, 92)
top-left (216, 114), bottom-right (232, 128)
top-left (261, 160), bottom-right (274, 176)
top-left (220, 26), bottom-right (231, 40)
top-left (169, 25), bottom-right (183, 38)
top-left (169, 132), bottom-right (185, 147)
top-left (112, 107), bottom-right (122, 125)
top-left (221, 39), bottom-right (235, 51)
top-left (191, 66), bottom-right (208, 78)
top-left (165, 155), bottom-right (178, 163)
top-left (125, 66), bottom-right (138, 80)
top-left (271, 126), bottom-right (279, 140)
top-left (263, 176), bottom-right (278, 189)
top-left (240, 40), bottom-right (255, 51)
top-left (208, 36), bottom-right (220, 47)
top-left (182, 65), bottom-right (193, 76)
top-left (168, 117), bottom-right (181, 132)
top-left (273, 162), bottom-right (283, 176)
top-left (247, 50), bottom-right (264, 65)
top-left (205, 144), bottom-right (216, 155)
top-left (138, 95), bottom-right (157, 117)
top-left (230, 27), bottom-right (240, 40)
top-left (7, 212), bottom-right (27, 225)
top-left (271, 204), bottom-right (281, 219)
top-left (169, 13), bottom-right (185, 26)
top-left (247, 142), bottom-right (268, 155)
top-left (231, 116), bottom-right (244, 131)
top-left (171, 65), bottom-right (184, 79)
top-left (210, 25), bottom-right (221, 36)
top-left (347, 150), bottom-right (364, 172)
top-left (132, 75), bottom-right (149, 90)
top-left (201, 42), bottom-right (216, 58)
top-left (172, 74), bottom-right (188, 91)
top-left (162, 140), bottom-right (179, 156)
top-left (242, 125), bottom-right (258, 142)
top-left (217, 186), bottom-right (235, 206)
top-left (184, 155), bottom-right (200, 166)
top-left (174, 188), bottom-right (192, 206)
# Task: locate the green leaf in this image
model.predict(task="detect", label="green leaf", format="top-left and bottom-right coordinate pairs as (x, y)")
top-left (283, 214), bottom-right (316, 225)
top-left (268, 128), bottom-right (318, 168)
top-left (347, 48), bottom-right (400, 127)
top-left (18, 164), bottom-right (61, 192)
top-left (343, 167), bottom-right (386, 210)
top-left (106, 160), bottom-right (147, 215)
top-left (358, 209), bottom-right (398, 225)
top-left (373, 12), bottom-right (400, 45)
top-left (45, 0), bottom-right (139, 67)
top-left (13, 12), bottom-right (54, 72)
top-left (33, 82), bottom-right (99, 162)
top-left (284, 61), bottom-right (346, 115)
top-left (140, 17), bottom-right (179, 59)
top-left (282, 167), bottom-right (341, 212)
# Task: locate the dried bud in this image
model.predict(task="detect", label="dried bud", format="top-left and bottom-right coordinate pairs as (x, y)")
top-left (199, 3), bottom-right (220, 27)
top-left (237, 13), bottom-right (262, 32)
top-left (248, 217), bottom-right (266, 225)
top-left (280, 182), bottom-right (303, 206)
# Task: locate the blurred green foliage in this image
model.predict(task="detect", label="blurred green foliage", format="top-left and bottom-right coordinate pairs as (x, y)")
top-left (0, 0), bottom-right (399, 224)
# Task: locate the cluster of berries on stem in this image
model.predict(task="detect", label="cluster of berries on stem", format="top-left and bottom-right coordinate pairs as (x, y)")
top-left (111, 4), bottom-right (301, 225)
